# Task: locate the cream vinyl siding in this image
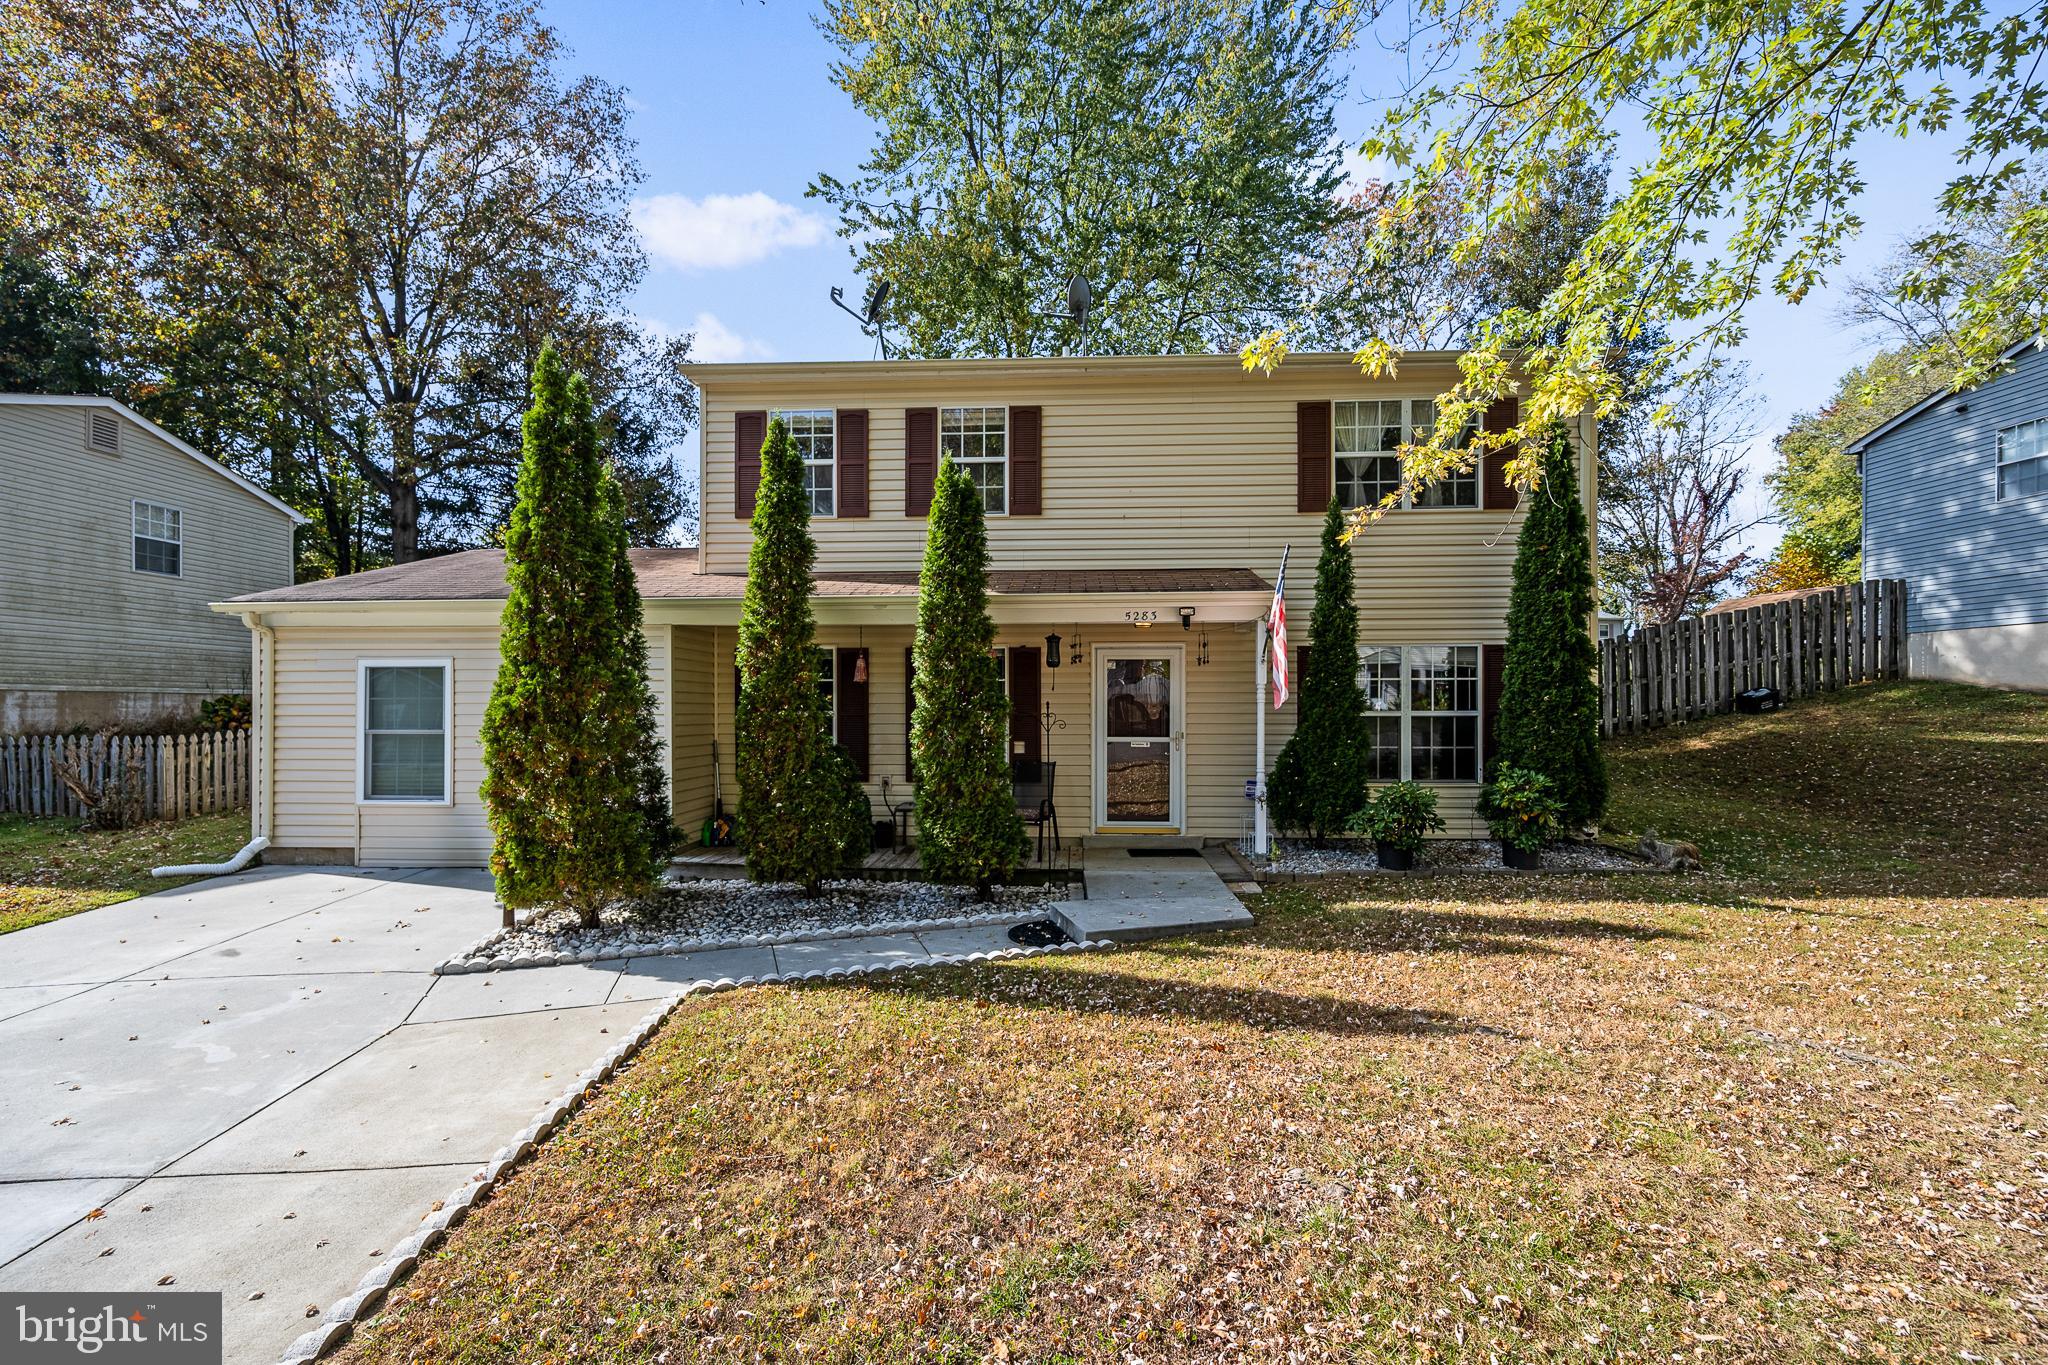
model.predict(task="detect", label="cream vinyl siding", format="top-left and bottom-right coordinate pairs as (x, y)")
top-left (670, 624), bottom-right (717, 832)
top-left (697, 360), bottom-right (1595, 643)
top-left (0, 403), bottom-right (296, 693)
top-left (267, 620), bottom-right (671, 867)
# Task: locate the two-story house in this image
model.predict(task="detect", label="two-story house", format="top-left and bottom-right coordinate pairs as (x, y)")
top-left (1851, 338), bottom-right (2048, 690)
top-left (0, 394), bottom-right (305, 730)
top-left (215, 354), bottom-right (1595, 867)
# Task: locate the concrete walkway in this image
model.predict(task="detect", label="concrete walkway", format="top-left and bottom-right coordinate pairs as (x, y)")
top-left (1052, 845), bottom-right (1253, 942)
top-left (0, 867), bottom-right (1057, 1364)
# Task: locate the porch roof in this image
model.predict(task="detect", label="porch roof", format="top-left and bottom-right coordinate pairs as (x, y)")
top-left (224, 547), bottom-right (1273, 610)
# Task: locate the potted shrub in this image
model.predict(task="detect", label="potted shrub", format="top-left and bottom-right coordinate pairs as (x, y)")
top-left (1347, 781), bottom-right (1444, 871)
top-left (1479, 764), bottom-right (1562, 870)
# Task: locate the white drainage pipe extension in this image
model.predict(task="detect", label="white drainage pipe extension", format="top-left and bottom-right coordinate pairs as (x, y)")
top-left (153, 836), bottom-right (269, 879)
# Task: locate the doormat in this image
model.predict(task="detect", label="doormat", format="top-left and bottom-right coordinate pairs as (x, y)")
top-left (1127, 847), bottom-right (1204, 858)
top-left (1007, 918), bottom-right (1074, 947)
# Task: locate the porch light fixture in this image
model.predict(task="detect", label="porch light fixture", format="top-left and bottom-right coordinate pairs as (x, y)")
top-left (1044, 633), bottom-right (1061, 667)
top-left (1178, 605), bottom-right (1195, 630)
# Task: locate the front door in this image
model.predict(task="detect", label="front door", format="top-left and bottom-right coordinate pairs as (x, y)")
top-left (1095, 648), bottom-right (1183, 832)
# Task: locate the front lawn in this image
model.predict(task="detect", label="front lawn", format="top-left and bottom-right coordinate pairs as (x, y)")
top-left (0, 811), bottom-right (251, 935)
top-left (340, 682), bottom-right (2048, 1363)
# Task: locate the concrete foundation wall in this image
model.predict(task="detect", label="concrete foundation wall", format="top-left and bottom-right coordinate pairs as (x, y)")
top-left (1907, 622), bottom-right (2048, 692)
top-left (0, 687), bottom-right (214, 732)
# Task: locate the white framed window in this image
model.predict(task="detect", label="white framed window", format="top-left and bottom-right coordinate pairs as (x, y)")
top-left (1333, 399), bottom-right (1477, 511)
top-left (816, 647), bottom-right (838, 744)
top-left (776, 409), bottom-right (836, 516)
top-left (357, 660), bottom-right (453, 804)
top-left (941, 406), bottom-right (1007, 514)
top-left (132, 501), bottom-right (183, 576)
top-left (1996, 417), bottom-right (2047, 501)
top-left (1357, 644), bottom-right (1481, 782)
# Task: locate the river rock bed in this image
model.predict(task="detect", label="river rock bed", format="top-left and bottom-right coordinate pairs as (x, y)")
top-left (1266, 838), bottom-right (1649, 876)
top-left (440, 877), bottom-right (1063, 973)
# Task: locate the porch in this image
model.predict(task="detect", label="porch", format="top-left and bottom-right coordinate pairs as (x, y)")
top-left (653, 566), bottom-right (1280, 850)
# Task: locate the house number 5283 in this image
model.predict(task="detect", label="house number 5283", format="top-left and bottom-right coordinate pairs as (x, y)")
top-left (1123, 609), bottom-right (1158, 623)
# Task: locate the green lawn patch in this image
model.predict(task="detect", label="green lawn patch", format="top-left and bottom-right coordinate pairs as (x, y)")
top-left (0, 811), bottom-right (251, 934)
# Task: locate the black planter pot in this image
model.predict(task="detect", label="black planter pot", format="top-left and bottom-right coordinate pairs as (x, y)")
top-left (1501, 842), bottom-right (1543, 871)
top-left (1374, 840), bottom-right (1415, 871)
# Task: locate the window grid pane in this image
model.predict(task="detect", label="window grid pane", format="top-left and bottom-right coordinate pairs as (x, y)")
top-left (941, 407), bottom-right (1007, 513)
top-left (363, 666), bottom-right (446, 800)
top-left (1334, 401), bottom-right (1402, 510)
top-left (1997, 419), bottom-right (2048, 501)
top-left (133, 502), bottom-right (183, 576)
top-left (1356, 644), bottom-right (1480, 783)
top-left (777, 410), bottom-right (836, 517)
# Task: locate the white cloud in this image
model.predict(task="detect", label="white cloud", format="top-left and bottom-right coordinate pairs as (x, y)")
top-left (632, 191), bottom-right (829, 270)
top-left (686, 312), bottom-right (773, 363)
top-left (1335, 142), bottom-right (1394, 196)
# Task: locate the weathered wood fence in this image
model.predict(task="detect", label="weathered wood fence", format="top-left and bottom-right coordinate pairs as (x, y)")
top-left (1600, 580), bottom-right (1908, 737)
top-left (0, 730), bottom-right (251, 820)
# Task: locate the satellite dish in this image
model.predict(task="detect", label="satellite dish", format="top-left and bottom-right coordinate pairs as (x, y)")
top-left (829, 278), bottom-right (893, 358)
top-left (1066, 272), bottom-right (1092, 325)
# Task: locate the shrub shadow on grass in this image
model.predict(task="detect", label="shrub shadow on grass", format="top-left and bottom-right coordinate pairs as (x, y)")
top-left (1248, 898), bottom-right (1704, 956)
top-left (855, 964), bottom-right (1517, 1040)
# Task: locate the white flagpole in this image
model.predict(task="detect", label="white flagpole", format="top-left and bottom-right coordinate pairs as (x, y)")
top-left (1254, 618), bottom-right (1269, 858)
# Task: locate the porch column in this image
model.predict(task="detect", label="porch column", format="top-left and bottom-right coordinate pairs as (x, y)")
top-left (1254, 620), bottom-right (1269, 858)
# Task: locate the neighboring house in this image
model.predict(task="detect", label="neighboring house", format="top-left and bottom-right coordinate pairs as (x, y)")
top-left (1596, 609), bottom-right (1627, 641)
top-left (1849, 339), bottom-right (2048, 691)
top-left (0, 395), bottom-right (305, 731)
top-left (216, 353), bottom-right (1596, 867)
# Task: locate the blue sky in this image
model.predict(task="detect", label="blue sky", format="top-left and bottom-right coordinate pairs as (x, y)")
top-left (546, 1), bottom-right (1961, 556)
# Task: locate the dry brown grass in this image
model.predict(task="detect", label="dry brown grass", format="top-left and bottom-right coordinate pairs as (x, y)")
top-left (340, 683), bottom-right (2047, 1363)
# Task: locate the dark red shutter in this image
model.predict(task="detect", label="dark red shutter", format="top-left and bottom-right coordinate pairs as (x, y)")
top-left (905, 407), bottom-right (937, 516)
top-left (735, 410), bottom-right (766, 519)
top-left (837, 648), bottom-right (870, 778)
top-left (1481, 398), bottom-right (1519, 511)
top-left (1009, 406), bottom-right (1042, 515)
top-left (1296, 401), bottom-right (1332, 513)
top-left (1008, 646), bottom-right (1041, 766)
top-left (1481, 642), bottom-right (1506, 774)
top-left (904, 646), bottom-right (917, 781)
top-left (837, 409), bottom-right (869, 517)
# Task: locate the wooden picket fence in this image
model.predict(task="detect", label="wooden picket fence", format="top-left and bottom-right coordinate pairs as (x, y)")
top-left (1600, 580), bottom-right (1908, 737)
top-left (0, 730), bottom-right (251, 821)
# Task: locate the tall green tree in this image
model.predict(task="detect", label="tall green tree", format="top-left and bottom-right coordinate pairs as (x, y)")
top-left (480, 344), bottom-right (660, 926)
top-left (0, 249), bottom-right (106, 393)
top-left (603, 467), bottom-right (681, 868)
top-left (0, 0), bottom-right (695, 569)
top-left (1267, 498), bottom-right (1369, 839)
top-left (1494, 429), bottom-right (1605, 829)
top-left (1246, 0), bottom-right (2046, 520)
top-left (812, 0), bottom-right (1352, 358)
top-left (912, 460), bottom-right (1026, 888)
top-left (735, 418), bottom-right (842, 894)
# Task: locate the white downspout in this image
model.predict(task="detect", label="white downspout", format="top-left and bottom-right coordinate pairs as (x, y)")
top-left (153, 610), bottom-right (274, 877)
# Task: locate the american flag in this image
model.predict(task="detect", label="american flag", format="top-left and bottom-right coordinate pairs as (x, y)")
top-left (1268, 545), bottom-right (1290, 709)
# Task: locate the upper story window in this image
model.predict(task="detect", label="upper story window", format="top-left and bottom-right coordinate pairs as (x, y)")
top-left (941, 406), bottom-right (1007, 514)
top-left (1334, 399), bottom-right (1477, 511)
top-left (133, 501), bottom-right (182, 576)
top-left (1996, 417), bottom-right (2047, 501)
top-left (1357, 644), bottom-right (1481, 783)
top-left (360, 661), bottom-right (450, 803)
top-left (777, 409), bottom-right (836, 517)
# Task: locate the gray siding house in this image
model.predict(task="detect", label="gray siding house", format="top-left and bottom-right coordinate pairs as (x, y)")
top-left (0, 395), bottom-right (305, 730)
top-left (1853, 340), bottom-right (2048, 691)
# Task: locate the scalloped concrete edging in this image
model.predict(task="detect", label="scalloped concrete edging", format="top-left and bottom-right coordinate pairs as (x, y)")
top-left (279, 934), bottom-right (1118, 1364)
top-left (434, 907), bottom-right (1046, 975)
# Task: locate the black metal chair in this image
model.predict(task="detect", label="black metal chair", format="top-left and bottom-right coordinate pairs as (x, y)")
top-left (1012, 758), bottom-right (1058, 865)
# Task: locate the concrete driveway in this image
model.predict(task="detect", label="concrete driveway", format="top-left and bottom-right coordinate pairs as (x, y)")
top-left (0, 866), bottom-right (664, 1364)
